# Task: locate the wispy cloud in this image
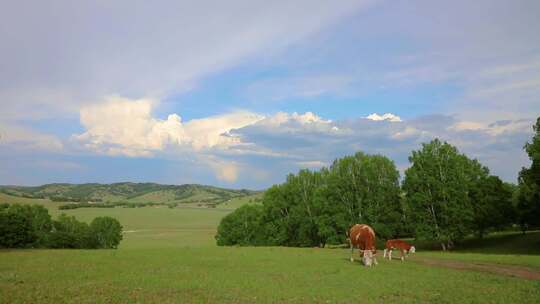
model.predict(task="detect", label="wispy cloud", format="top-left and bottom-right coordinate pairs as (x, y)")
top-left (0, 0), bottom-right (374, 121)
top-left (0, 123), bottom-right (63, 152)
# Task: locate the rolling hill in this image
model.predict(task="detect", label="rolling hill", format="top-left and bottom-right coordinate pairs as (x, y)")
top-left (0, 182), bottom-right (261, 208)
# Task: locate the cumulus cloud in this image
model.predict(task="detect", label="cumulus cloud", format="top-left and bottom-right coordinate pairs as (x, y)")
top-left (227, 113), bottom-right (534, 182)
top-left (74, 96), bottom-right (264, 157)
top-left (258, 111), bottom-right (332, 126)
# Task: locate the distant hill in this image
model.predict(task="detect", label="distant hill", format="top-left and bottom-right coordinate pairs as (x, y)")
top-left (0, 183), bottom-right (260, 207)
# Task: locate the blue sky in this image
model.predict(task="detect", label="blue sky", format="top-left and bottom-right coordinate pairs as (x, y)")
top-left (1, 0), bottom-right (539, 189)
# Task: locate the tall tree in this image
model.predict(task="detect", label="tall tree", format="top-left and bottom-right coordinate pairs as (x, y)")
top-left (260, 170), bottom-right (327, 247)
top-left (325, 152), bottom-right (402, 240)
top-left (516, 117), bottom-right (540, 232)
top-left (470, 175), bottom-right (515, 238)
top-left (403, 139), bottom-right (483, 250)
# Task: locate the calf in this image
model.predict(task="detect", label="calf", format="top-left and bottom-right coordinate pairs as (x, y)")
top-left (383, 239), bottom-right (416, 261)
top-left (349, 224), bottom-right (378, 267)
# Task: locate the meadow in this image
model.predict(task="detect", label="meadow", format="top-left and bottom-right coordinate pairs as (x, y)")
top-left (1, 193), bottom-right (539, 303)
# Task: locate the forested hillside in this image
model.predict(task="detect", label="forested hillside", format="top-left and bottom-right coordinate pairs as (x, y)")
top-left (0, 183), bottom-right (258, 208)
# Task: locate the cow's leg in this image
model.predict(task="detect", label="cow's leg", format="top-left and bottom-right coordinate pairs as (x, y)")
top-left (388, 249), bottom-right (392, 260)
top-left (383, 248), bottom-right (387, 259)
top-left (401, 250), bottom-right (405, 261)
top-left (350, 240), bottom-right (354, 262)
top-left (373, 253), bottom-right (378, 266)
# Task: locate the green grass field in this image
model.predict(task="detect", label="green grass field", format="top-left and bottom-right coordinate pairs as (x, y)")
top-left (1, 194), bottom-right (540, 303)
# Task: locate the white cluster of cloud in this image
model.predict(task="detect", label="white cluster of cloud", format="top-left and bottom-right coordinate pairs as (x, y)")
top-left (74, 96), bottom-right (264, 157)
top-left (74, 96), bottom-right (351, 158)
top-left (366, 113), bottom-right (402, 122)
top-left (258, 111), bottom-right (331, 126)
top-left (71, 97), bottom-right (534, 183)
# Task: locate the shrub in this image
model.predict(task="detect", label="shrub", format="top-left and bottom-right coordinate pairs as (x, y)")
top-left (89, 217), bottom-right (123, 249)
top-left (0, 208), bottom-right (36, 248)
top-left (216, 205), bottom-right (265, 246)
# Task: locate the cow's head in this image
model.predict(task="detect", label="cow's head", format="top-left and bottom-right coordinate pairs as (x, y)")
top-left (362, 250), bottom-right (374, 266)
top-left (409, 246), bottom-right (416, 254)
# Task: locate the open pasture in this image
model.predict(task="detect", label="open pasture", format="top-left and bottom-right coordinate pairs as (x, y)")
top-left (1, 246), bottom-right (540, 303)
top-left (1, 195), bottom-right (539, 303)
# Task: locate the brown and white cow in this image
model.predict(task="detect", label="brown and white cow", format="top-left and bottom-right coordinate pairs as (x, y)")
top-left (383, 239), bottom-right (416, 261)
top-left (349, 224), bottom-right (378, 266)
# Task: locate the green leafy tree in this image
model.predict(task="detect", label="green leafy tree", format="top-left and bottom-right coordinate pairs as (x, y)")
top-left (403, 139), bottom-right (482, 250)
top-left (283, 170), bottom-right (326, 246)
top-left (89, 217), bottom-right (123, 249)
top-left (5, 204), bottom-right (52, 247)
top-left (516, 117), bottom-right (540, 232)
top-left (470, 175), bottom-right (515, 238)
top-left (215, 205), bottom-right (265, 246)
top-left (324, 152), bottom-right (402, 240)
top-left (49, 213), bottom-right (92, 248)
top-left (0, 207), bottom-right (36, 248)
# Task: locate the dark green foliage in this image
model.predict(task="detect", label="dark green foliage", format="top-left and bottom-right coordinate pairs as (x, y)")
top-left (323, 153), bottom-right (403, 240)
top-left (58, 202), bottom-right (115, 210)
top-left (470, 176), bottom-right (515, 238)
top-left (89, 217), bottom-right (123, 249)
top-left (0, 204), bottom-right (52, 248)
top-left (49, 214), bottom-right (93, 248)
top-left (516, 117), bottom-right (540, 232)
top-left (0, 208), bottom-right (36, 248)
top-left (0, 203), bottom-right (123, 249)
top-left (217, 153), bottom-right (403, 247)
top-left (402, 139), bottom-right (514, 250)
top-left (215, 205), bottom-right (265, 246)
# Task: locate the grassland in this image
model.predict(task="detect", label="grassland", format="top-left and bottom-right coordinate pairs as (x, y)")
top-left (1, 194), bottom-right (539, 303)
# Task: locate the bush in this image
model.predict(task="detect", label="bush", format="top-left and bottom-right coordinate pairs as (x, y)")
top-left (89, 217), bottom-right (123, 249)
top-left (0, 209), bottom-right (36, 248)
top-left (0, 204), bottom-right (53, 248)
top-left (216, 205), bottom-right (265, 246)
top-left (0, 203), bottom-right (123, 249)
top-left (49, 214), bottom-right (93, 248)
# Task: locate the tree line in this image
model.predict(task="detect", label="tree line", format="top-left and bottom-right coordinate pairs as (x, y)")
top-left (0, 203), bottom-right (123, 249)
top-left (216, 117), bottom-right (540, 250)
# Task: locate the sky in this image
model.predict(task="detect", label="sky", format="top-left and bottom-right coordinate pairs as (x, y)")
top-left (1, 0), bottom-right (539, 189)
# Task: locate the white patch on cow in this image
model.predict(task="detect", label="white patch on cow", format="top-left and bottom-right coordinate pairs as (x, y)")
top-left (362, 250), bottom-right (373, 267)
top-left (410, 246), bottom-right (416, 254)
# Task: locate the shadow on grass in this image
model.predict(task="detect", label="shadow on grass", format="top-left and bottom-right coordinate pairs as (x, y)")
top-left (413, 231), bottom-right (540, 255)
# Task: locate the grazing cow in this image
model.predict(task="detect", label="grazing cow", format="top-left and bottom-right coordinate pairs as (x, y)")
top-left (349, 224), bottom-right (378, 266)
top-left (383, 239), bottom-right (416, 261)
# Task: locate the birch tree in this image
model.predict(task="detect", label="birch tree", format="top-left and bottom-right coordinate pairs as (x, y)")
top-left (403, 139), bottom-right (476, 250)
